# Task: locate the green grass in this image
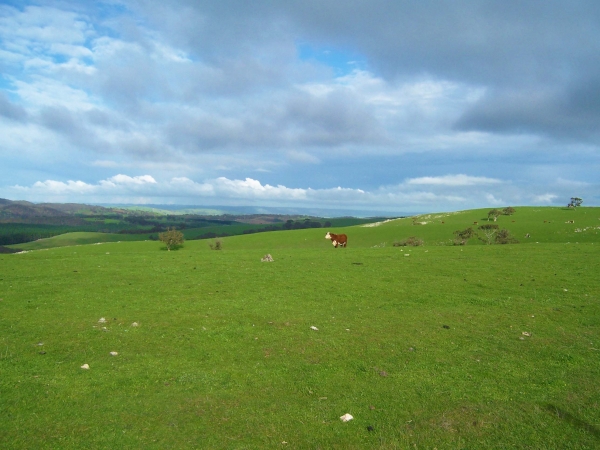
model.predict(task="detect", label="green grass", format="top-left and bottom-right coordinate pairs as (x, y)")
top-left (1, 207), bottom-right (599, 448)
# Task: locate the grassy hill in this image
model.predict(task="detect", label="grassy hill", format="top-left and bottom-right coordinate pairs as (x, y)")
top-left (1, 206), bottom-right (599, 448)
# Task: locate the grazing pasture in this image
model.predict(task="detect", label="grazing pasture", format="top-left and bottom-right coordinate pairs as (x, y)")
top-left (1, 207), bottom-right (599, 448)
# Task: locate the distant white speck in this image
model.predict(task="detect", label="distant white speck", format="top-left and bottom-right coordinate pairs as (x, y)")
top-left (340, 413), bottom-right (354, 422)
top-left (110, 351), bottom-right (118, 356)
top-left (81, 364), bottom-right (89, 369)
top-left (310, 326), bottom-right (319, 331)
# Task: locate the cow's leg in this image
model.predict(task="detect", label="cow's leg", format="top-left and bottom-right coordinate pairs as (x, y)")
top-left (332, 240), bottom-right (338, 247)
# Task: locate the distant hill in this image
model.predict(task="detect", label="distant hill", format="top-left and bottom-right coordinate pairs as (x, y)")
top-left (0, 198), bottom-right (114, 220)
top-left (0, 198), bottom-right (388, 247)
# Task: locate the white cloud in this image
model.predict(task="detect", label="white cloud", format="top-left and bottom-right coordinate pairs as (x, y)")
top-left (485, 193), bottom-right (504, 206)
top-left (533, 193), bottom-right (558, 204)
top-left (8, 174), bottom-right (489, 210)
top-left (30, 179), bottom-right (96, 194)
top-left (104, 174), bottom-right (157, 185)
top-left (406, 174), bottom-right (503, 186)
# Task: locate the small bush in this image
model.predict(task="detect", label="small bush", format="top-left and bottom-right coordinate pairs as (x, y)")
top-left (393, 236), bottom-right (424, 247)
top-left (453, 227), bottom-right (475, 245)
top-left (209, 239), bottom-right (222, 250)
top-left (158, 227), bottom-right (184, 251)
top-left (496, 229), bottom-right (519, 244)
top-left (478, 224), bottom-right (499, 245)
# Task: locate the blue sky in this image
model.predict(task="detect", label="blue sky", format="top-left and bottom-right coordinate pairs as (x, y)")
top-left (1, 0), bottom-right (599, 214)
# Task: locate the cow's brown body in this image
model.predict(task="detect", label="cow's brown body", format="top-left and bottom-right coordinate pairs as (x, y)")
top-left (325, 232), bottom-right (348, 248)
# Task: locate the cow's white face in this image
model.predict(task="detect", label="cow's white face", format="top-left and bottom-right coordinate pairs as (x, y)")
top-left (325, 232), bottom-right (332, 240)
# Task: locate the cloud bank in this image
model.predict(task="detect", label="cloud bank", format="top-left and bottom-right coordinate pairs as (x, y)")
top-left (1, 1), bottom-right (599, 211)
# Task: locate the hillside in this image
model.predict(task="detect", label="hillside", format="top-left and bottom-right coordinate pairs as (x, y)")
top-left (1, 206), bottom-right (598, 448)
top-left (0, 198), bottom-right (387, 247)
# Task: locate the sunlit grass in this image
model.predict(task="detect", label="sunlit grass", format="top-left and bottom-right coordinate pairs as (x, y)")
top-left (1, 207), bottom-right (599, 448)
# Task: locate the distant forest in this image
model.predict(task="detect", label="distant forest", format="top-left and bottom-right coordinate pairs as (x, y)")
top-left (0, 198), bottom-right (389, 246)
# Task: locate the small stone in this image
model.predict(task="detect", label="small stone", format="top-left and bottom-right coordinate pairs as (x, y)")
top-left (81, 364), bottom-right (89, 369)
top-left (522, 331), bottom-right (531, 337)
top-left (98, 317), bottom-right (107, 323)
top-left (340, 413), bottom-right (354, 422)
top-left (310, 326), bottom-right (319, 331)
top-left (131, 322), bottom-right (139, 327)
top-left (110, 351), bottom-right (118, 356)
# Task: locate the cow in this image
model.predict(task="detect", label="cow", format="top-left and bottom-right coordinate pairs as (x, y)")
top-left (325, 232), bottom-right (348, 248)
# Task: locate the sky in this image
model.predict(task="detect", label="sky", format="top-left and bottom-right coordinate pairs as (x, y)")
top-left (1, 0), bottom-right (599, 215)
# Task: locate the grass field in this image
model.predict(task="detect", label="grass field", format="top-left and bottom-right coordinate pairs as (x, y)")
top-left (7, 217), bottom-right (380, 252)
top-left (1, 207), bottom-right (599, 448)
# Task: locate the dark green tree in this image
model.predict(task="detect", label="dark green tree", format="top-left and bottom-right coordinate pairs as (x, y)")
top-left (487, 209), bottom-right (502, 222)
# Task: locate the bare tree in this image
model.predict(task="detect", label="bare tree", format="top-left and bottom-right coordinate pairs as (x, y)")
top-left (478, 224), bottom-right (499, 245)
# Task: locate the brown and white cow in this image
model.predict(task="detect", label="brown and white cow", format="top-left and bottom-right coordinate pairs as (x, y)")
top-left (325, 232), bottom-right (347, 248)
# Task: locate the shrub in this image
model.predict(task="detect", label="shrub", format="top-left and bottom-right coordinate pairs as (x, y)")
top-left (393, 236), bottom-right (424, 247)
top-left (453, 227), bottom-right (475, 245)
top-left (158, 227), bottom-right (184, 251)
top-left (502, 207), bottom-right (516, 216)
top-left (478, 224), bottom-right (499, 245)
top-left (495, 229), bottom-right (519, 244)
top-left (209, 239), bottom-right (222, 250)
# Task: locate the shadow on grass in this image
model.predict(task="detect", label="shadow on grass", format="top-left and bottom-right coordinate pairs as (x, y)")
top-left (543, 404), bottom-right (600, 439)
top-left (160, 245), bottom-right (184, 251)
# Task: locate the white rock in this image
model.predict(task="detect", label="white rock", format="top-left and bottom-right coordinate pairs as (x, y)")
top-left (110, 351), bottom-right (118, 356)
top-left (81, 364), bottom-right (90, 369)
top-left (131, 322), bottom-right (139, 327)
top-left (340, 413), bottom-right (354, 422)
top-left (310, 326), bottom-right (319, 331)
top-left (98, 317), bottom-right (107, 323)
